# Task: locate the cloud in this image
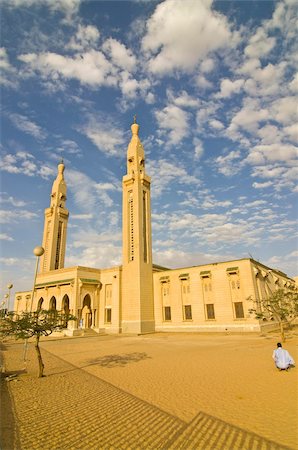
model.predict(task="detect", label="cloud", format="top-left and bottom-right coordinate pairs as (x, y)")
top-left (142, 0), bottom-right (233, 75)
top-left (80, 118), bottom-right (125, 157)
top-left (0, 47), bottom-right (17, 88)
top-left (252, 181), bottom-right (274, 189)
top-left (0, 209), bottom-right (38, 224)
top-left (18, 50), bottom-right (116, 88)
top-left (155, 104), bottom-right (189, 145)
top-left (227, 98), bottom-right (269, 135)
top-left (215, 78), bottom-right (244, 98)
top-left (0, 152), bottom-right (55, 179)
top-left (244, 27), bottom-right (276, 59)
top-left (0, 193), bottom-right (26, 207)
top-left (246, 143), bottom-right (298, 165)
top-left (67, 24), bottom-right (100, 51)
top-left (167, 89), bottom-right (200, 108)
top-left (8, 113), bottom-right (46, 140)
top-left (193, 138), bottom-right (204, 160)
top-left (71, 213), bottom-right (93, 220)
top-left (2, 0), bottom-right (81, 23)
top-left (271, 96), bottom-right (298, 125)
top-left (102, 38), bottom-right (137, 72)
top-left (0, 233), bottom-right (14, 241)
top-left (214, 150), bottom-right (242, 176)
top-left (147, 159), bottom-right (200, 196)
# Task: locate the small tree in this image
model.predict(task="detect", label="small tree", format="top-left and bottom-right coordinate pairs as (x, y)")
top-left (0, 310), bottom-right (76, 377)
top-left (249, 287), bottom-right (298, 342)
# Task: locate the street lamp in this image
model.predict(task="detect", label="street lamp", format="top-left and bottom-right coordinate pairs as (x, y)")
top-left (6, 283), bottom-right (13, 313)
top-left (29, 246), bottom-right (44, 313)
top-left (24, 245), bottom-right (45, 363)
top-left (4, 294), bottom-right (9, 315)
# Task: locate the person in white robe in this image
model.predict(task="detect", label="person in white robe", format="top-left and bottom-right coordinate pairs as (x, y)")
top-left (272, 342), bottom-right (295, 371)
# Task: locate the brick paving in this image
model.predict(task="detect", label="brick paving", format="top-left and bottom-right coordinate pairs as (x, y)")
top-left (0, 338), bottom-right (296, 450)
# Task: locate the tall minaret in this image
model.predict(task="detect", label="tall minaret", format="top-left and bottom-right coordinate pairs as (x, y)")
top-left (121, 118), bottom-right (155, 334)
top-left (40, 161), bottom-right (69, 273)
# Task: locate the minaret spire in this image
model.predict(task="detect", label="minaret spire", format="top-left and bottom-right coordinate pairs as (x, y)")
top-left (40, 161), bottom-right (69, 272)
top-left (121, 118), bottom-right (155, 334)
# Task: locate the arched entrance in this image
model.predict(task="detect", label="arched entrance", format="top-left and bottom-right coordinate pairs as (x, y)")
top-left (81, 294), bottom-right (92, 329)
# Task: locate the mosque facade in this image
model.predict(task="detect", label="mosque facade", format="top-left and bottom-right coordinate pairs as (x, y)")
top-left (15, 121), bottom-right (296, 335)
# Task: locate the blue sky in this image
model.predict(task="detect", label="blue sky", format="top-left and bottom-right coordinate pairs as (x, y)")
top-left (1, 0), bottom-right (297, 304)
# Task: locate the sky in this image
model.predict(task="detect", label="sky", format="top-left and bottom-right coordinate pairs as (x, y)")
top-left (1, 0), bottom-right (297, 306)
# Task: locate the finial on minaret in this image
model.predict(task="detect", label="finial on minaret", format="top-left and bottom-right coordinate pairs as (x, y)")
top-left (58, 158), bottom-right (65, 176)
top-left (131, 114), bottom-right (139, 135)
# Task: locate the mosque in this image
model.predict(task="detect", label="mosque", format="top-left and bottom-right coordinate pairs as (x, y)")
top-left (15, 120), bottom-right (296, 335)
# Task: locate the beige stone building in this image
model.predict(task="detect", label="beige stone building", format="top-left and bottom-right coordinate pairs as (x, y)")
top-left (15, 120), bottom-right (296, 335)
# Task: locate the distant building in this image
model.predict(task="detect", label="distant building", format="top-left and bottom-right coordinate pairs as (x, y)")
top-left (15, 120), bottom-right (296, 335)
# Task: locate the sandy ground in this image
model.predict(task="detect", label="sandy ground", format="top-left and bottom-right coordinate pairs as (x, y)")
top-left (1, 331), bottom-right (297, 450)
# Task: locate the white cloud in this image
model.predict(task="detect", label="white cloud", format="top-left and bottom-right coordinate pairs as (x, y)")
top-left (0, 193), bottom-right (26, 207)
top-left (147, 159), bottom-right (200, 196)
top-left (155, 104), bottom-right (189, 145)
top-left (0, 233), bottom-right (14, 241)
top-left (227, 99), bottom-right (269, 135)
top-left (71, 213), bottom-right (93, 220)
top-left (9, 113), bottom-right (46, 140)
top-left (252, 181), bottom-right (274, 189)
top-left (168, 90), bottom-right (200, 108)
top-left (244, 27), bottom-right (276, 59)
top-left (0, 209), bottom-right (38, 224)
top-left (200, 58), bottom-right (215, 73)
top-left (142, 0), bottom-right (233, 75)
top-left (215, 150), bottom-right (242, 176)
top-left (80, 119), bottom-right (125, 157)
top-left (2, 0), bottom-right (81, 22)
top-left (246, 143), bottom-right (298, 165)
top-left (244, 62), bottom-right (286, 97)
top-left (271, 96), bottom-right (298, 125)
top-left (0, 47), bottom-right (17, 88)
top-left (193, 138), bottom-right (204, 160)
top-left (19, 50), bottom-right (117, 88)
top-left (102, 38), bottom-right (137, 72)
top-left (209, 119), bottom-right (224, 130)
top-left (196, 75), bottom-right (213, 90)
top-left (216, 78), bottom-right (244, 98)
top-left (284, 124), bottom-right (298, 142)
top-left (0, 152), bottom-right (57, 179)
top-left (289, 73), bottom-right (298, 93)
top-left (67, 24), bottom-right (100, 51)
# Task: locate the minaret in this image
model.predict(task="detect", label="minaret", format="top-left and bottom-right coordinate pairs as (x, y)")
top-left (39, 161), bottom-right (69, 272)
top-left (121, 118), bottom-right (155, 334)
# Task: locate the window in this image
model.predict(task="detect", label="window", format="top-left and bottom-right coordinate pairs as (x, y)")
top-left (164, 306), bottom-right (171, 321)
top-left (206, 304), bottom-right (215, 320)
top-left (105, 307), bottom-right (112, 323)
top-left (184, 305), bottom-right (192, 320)
top-left (234, 302), bottom-right (244, 319)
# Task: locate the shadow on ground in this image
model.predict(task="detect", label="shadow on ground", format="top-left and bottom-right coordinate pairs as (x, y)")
top-left (85, 352), bottom-right (151, 368)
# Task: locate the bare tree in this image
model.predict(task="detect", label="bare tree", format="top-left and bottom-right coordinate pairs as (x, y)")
top-left (0, 310), bottom-right (76, 377)
top-left (249, 287), bottom-right (298, 342)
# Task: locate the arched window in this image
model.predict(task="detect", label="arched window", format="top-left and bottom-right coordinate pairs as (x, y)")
top-left (37, 298), bottom-right (44, 311)
top-left (61, 295), bottom-right (70, 314)
top-left (49, 296), bottom-right (57, 310)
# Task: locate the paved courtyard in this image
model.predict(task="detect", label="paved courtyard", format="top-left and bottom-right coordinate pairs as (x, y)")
top-left (1, 332), bottom-right (297, 449)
